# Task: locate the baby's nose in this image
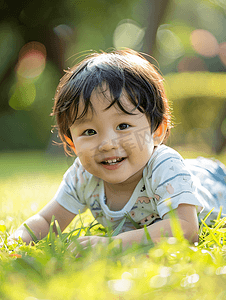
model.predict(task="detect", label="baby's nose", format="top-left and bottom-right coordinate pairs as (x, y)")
top-left (98, 136), bottom-right (119, 152)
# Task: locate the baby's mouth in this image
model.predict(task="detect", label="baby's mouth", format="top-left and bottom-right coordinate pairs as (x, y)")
top-left (101, 157), bottom-right (126, 165)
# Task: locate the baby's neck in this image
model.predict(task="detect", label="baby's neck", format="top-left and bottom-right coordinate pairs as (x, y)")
top-left (104, 167), bottom-right (143, 194)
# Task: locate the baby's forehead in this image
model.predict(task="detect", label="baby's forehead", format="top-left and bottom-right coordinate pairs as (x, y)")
top-left (70, 84), bottom-right (149, 129)
top-left (79, 87), bottom-right (137, 114)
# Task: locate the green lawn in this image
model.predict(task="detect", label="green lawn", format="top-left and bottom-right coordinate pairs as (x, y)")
top-left (1, 149), bottom-right (226, 300)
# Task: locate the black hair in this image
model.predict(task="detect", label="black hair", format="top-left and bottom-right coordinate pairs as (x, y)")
top-left (52, 49), bottom-right (171, 155)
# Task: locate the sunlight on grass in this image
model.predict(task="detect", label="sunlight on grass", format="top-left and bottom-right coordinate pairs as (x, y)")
top-left (1, 149), bottom-right (226, 299)
top-left (0, 151), bottom-right (70, 230)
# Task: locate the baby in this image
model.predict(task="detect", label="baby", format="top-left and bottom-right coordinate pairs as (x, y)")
top-left (10, 49), bottom-right (226, 249)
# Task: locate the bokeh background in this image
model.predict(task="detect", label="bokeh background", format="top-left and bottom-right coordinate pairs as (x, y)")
top-left (1, 0), bottom-right (226, 156)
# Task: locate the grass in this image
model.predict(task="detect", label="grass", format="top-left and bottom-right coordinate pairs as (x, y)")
top-left (1, 149), bottom-right (226, 300)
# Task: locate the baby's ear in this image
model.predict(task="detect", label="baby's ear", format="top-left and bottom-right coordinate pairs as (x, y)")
top-left (153, 122), bottom-right (167, 146)
top-left (64, 135), bottom-right (77, 154)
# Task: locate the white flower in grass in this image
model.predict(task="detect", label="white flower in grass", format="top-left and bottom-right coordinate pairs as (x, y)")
top-left (108, 278), bottom-right (133, 293)
top-left (181, 274), bottom-right (199, 287)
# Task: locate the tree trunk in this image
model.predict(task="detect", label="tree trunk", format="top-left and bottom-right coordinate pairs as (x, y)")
top-left (142, 0), bottom-right (169, 56)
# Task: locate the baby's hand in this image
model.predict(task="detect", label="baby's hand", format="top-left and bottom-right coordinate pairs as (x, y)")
top-left (78, 235), bottom-right (109, 248)
top-left (68, 235), bottom-right (110, 256)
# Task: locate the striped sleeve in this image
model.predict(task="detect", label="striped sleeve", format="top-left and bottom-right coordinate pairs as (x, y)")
top-left (53, 158), bottom-right (87, 214)
top-left (145, 146), bottom-right (203, 218)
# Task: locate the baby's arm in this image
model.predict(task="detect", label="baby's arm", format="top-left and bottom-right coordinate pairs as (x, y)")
top-left (73, 204), bottom-right (199, 252)
top-left (9, 200), bottom-right (76, 245)
top-left (115, 204), bottom-right (199, 247)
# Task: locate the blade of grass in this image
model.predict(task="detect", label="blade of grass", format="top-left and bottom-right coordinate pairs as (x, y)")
top-left (104, 219), bottom-right (114, 237)
top-left (48, 215), bottom-right (56, 252)
top-left (125, 212), bottom-right (141, 229)
top-left (214, 217), bottom-right (226, 231)
top-left (89, 219), bottom-right (99, 227)
top-left (49, 215), bottom-right (55, 241)
top-left (62, 228), bottom-right (81, 243)
top-left (54, 219), bottom-right (63, 240)
top-left (216, 206), bottom-right (223, 224)
top-left (200, 219), bottom-right (222, 247)
top-left (23, 223), bottom-right (38, 243)
top-left (75, 227), bottom-right (82, 238)
top-left (223, 231), bottom-right (226, 246)
top-left (203, 208), bottom-right (215, 222)
top-left (112, 217), bottom-right (126, 237)
top-left (89, 223), bottom-right (102, 231)
top-left (85, 223), bottom-right (104, 236)
top-left (143, 225), bottom-right (154, 246)
top-left (199, 208), bottom-right (215, 234)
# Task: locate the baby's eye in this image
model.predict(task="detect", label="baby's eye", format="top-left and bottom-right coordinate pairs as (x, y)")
top-left (83, 129), bottom-right (96, 136)
top-left (116, 123), bottom-right (130, 130)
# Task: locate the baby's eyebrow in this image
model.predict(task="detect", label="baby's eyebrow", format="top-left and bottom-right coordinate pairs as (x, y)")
top-left (112, 110), bottom-right (134, 117)
top-left (74, 117), bottom-right (93, 126)
top-left (73, 109), bottom-right (135, 127)
top-left (115, 110), bottom-right (128, 115)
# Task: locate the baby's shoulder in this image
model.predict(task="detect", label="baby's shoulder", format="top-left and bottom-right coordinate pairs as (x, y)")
top-left (143, 146), bottom-right (189, 189)
top-left (148, 145), bottom-right (184, 168)
top-left (64, 157), bottom-right (100, 197)
top-left (64, 157), bottom-right (93, 183)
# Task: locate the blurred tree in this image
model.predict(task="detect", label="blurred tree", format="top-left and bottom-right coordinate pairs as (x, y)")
top-left (154, 0), bottom-right (226, 153)
top-left (142, 0), bottom-right (169, 55)
top-left (2, 0), bottom-right (225, 154)
top-left (0, 0), bottom-right (170, 154)
top-left (0, 0), bottom-right (69, 111)
top-left (0, 0), bottom-right (70, 151)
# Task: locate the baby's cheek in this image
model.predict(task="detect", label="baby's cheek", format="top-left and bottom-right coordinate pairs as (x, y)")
top-left (78, 154), bottom-right (92, 170)
top-left (123, 142), bottom-right (134, 156)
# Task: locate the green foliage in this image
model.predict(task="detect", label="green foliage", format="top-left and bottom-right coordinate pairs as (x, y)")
top-left (1, 151), bottom-right (226, 299)
top-left (1, 210), bottom-right (226, 299)
top-left (164, 73), bottom-right (226, 151)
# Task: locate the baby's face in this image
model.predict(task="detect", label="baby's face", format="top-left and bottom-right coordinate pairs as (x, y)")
top-left (70, 88), bottom-right (158, 186)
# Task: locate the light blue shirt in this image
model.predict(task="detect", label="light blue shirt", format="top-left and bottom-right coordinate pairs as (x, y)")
top-left (54, 145), bottom-right (226, 230)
